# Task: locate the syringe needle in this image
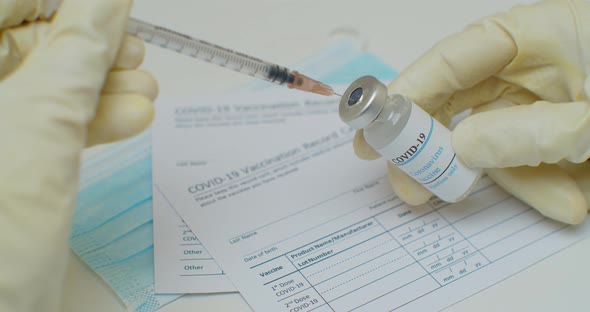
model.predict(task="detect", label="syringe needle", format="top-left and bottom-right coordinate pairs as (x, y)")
top-left (127, 17), bottom-right (337, 97)
top-left (333, 92), bottom-right (342, 97)
top-left (288, 71), bottom-right (336, 96)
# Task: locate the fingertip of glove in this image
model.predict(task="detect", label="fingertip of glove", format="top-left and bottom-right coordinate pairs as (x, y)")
top-left (41, 0), bottom-right (62, 18)
top-left (559, 192), bottom-right (587, 225)
top-left (135, 70), bottom-right (159, 101)
top-left (486, 166), bottom-right (588, 225)
top-left (452, 117), bottom-right (489, 168)
top-left (112, 94), bottom-right (155, 133)
top-left (564, 209), bottom-right (586, 225)
top-left (387, 162), bottom-right (432, 206)
top-left (353, 130), bottom-right (381, 160)
top-left (103, 70), bottom-right (159, 101)
top-left (144, 71), bottom-right (159, 101)
top-left (397, 191), bottom-right (431, 206)
top-left (115, 35), bottom-right (146, 69)
top-left (543, 199), bottom-right (586, 225)
top-left (86, 94), bottom-right (154, 146)
top-left (125, 94), bottom-right (155, 125)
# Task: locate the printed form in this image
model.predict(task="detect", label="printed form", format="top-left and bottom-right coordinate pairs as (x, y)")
top-left (151, 89), bottom-right (342, 294)
top-left (153, 188), bottom-right (236, 293)
top-left (150, 43), bottom-right (396, 294)
top-left (153, 88), bottom-right (590, 311)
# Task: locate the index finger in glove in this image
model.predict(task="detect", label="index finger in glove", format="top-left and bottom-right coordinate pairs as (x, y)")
top-left (453, 100), bottom-right (590, 169)
top-left (388, 17), bottom-right (516, 115)
top-left (486, 165), bottom-right (586, 225)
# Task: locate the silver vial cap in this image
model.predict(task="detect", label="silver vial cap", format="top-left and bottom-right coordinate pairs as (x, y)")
top-left (339, 76), bottom-right (387, 130)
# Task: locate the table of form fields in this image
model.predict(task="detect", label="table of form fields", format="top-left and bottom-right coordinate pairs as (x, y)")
top-left (247, 177), bottom-right (569, 312)
top-left (152, 190), bottom-right (235, 293)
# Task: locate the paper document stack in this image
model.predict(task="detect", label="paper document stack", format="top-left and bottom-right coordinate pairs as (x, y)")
top-left (74, 40), bottom-right (590, 312)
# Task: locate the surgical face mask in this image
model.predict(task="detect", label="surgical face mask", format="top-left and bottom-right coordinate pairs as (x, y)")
top-left (71, 130), bottom-right (180, 312)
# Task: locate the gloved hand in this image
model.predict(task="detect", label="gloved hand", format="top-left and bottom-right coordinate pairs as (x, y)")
top-left (355, 0), bottom-right (590, 225)
top-left (0, 0), bottom-right (157, 311)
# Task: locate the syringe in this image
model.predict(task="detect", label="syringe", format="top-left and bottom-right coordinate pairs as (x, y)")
top-left (126, 17), bottom-right (338, 96)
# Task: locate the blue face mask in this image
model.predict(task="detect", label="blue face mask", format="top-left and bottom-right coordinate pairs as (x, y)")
top-left (71, 130), bottom-right (180, 311)
top-left (71, 39), bottom-right (397, 312)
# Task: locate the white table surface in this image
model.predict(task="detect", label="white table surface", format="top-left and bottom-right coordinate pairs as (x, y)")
top-left (63, 0), bottom-right (590, 311)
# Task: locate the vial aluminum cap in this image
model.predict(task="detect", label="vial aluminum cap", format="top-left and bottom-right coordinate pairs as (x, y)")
top-left (339, 76), bottom-right (387, 130)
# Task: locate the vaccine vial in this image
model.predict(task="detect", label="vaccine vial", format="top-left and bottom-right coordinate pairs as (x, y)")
top-left (339, 76), bottom-right (482, 203)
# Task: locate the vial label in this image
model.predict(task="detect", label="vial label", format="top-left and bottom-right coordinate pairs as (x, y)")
top-left (376, 103), bottom-right (480, 202)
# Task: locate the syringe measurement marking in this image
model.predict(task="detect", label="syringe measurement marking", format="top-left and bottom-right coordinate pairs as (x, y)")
top-left (138, 23), bottom-right (266, 79)
top-left (223, 55), bottom-right (230, 66)
top-left (206, 49), bottom-right (216, 63)
top-left (173, 38), bottom-right (184, 52)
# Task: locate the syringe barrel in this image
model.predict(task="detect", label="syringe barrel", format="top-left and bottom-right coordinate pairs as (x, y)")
top-left (126, 17), bottom-right (290, 85)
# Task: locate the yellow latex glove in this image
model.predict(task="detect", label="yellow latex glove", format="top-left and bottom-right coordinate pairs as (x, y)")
top-left (0, 0), bottom-right (156, 311)
top-left (355, 0), bottom-right (590, 224)
top-left (0, 0), bottom-right (60, 28)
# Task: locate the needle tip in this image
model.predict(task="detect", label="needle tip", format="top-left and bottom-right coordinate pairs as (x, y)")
top-left (288, 71), bottom-right (338, 96)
